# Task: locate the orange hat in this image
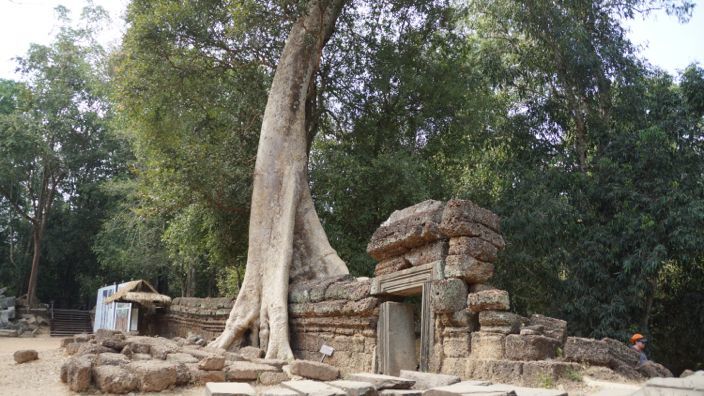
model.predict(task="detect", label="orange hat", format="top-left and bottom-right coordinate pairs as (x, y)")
top-left (630, 333), bottom-right (644, 344)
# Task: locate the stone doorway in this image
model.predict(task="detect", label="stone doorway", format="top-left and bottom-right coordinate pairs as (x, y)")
top-left (374, 264), bottom-right (438, 376)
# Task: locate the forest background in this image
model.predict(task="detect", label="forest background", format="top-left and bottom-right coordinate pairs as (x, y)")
top-left (1, 0), bottom-right (703, 375)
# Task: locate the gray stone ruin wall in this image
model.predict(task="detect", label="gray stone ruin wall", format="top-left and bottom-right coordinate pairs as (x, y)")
top-left (366, 199), bottom-right (659, 385)
top-left (0, 287), bottom-right (17, 330)
top-left (288, 275), bottom-right (382, 374)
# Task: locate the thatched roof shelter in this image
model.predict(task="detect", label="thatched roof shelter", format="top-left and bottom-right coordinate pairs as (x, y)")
top-left (104, 280), bottom-right (171, 306)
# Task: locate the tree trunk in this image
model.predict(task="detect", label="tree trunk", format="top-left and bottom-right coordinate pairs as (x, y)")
top-left (26, 225), bottom-right (43, 307)
top-left (209, 0), bottom-right (348, 359)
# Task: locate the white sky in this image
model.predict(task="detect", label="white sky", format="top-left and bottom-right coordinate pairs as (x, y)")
top-left (0, 0), bottom-right (702, 80)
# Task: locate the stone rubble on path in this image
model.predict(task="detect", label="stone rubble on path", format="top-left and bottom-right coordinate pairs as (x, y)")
top-left (201, 369), bottom-right (704, 396)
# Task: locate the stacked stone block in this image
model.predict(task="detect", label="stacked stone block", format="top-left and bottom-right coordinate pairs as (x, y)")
top-left (154, 297), bottom-right (234, 340)
top-left (288, 275), bottom-right (382, 374)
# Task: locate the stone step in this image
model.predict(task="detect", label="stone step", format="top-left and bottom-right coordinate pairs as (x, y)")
top-left (347, 373), bottom-right (415, 390)
top-left (398, 370), bottom-right (460, 390)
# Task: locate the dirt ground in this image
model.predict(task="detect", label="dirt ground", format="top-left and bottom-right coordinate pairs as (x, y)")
top-left (0, 335), bottom-right (204, 396)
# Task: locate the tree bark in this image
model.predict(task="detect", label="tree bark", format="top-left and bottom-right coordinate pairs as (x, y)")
top-left (209, 0), bottom-right (348, 359)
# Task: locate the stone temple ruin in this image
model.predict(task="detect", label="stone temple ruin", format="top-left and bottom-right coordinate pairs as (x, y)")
top-left (58, 199), bottom-right (679, 394)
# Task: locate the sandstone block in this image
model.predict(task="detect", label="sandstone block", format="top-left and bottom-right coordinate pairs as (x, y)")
top-left (61, 354), bottom-right (95, 392)
top-left (440, 357), bottom-right (467, 377)
top-left (325, 278), bottom-right (372, 301)
top-left (504, 335), bottom-right (559, 361)
top-left (564, 337), bottom-right (611, 366)
top-left (442, 333), bottom-right (471, 358)
top-left (430, 279), bottom-right (468, 313)
top-left (76, 342), bottom-right (112, 357)
top-left (101, 337), bottom-right (127, 352)
top-left (259, 387), bottom-right (301, 396)
top-left (289, 275), bottom-right (352, 303)
top-left (175, 362), bottom-right (191, 385)
top-left (367, 201), bottom-right (446, 261)
top-left (464, 359), bottom-right (523, 383)
top-left (448, 237), bottom-right (498, 262)
top-left (522, 361), bottom-right (582, 387)
top-left (206, 382), bottom-right (256, 396)
top-left (398, 370), bottom-right (460, 390)
top-left (92, 365), bottom-right (139, 394)
top-left (375, 257), bottom-right (411, 277)
top-left (467, 289), bottom-right (510, 313)
top-left (127, 360), bottom-right (178, 392)
top-left (403, 240), bottom-right (448, 267)
top-left (422, 381), bottom-right (497, 396)
top-left (638, 361), bottom-right (674, 378)
top-left (441, 200), bottom-right (501, 231)
top-left (258, 371), bottom-right (291, 385)
top-left (97, 352), bottom-right (130, 366)
top-left (439, 311), bottom-right (478, 330)
top-left (470, 332), bottom-right (505, 360)
top-left (193, 369), bottom-right (226, 384)
top-left (367, 222), bottom-right (444, 261)
top-left (60, 337), bottom-right (74, 348)
top-left (289, 359), bottom-right (340, 381)
top-left (602, 337), bottom-right (640, 368)
top-left (282, 380), bottom-right (347, 396)
top-left (347, 373), bottom-right (415, 390)
top-left (225, 361), bottom-right (279, 381)
top-left (94, 329), bottom-right (123, 341)
top-left (73, 333), bottom-right (93, 343)
top-left (199, 355), bottom-right (226, 371)
top-left (439, 221), bottom-right (505, 250)
top-left (13, 349), bottom-right (38, 363)
top-left (527, 314), bottom-right (567, 343)
top-left (166, 352), bottom-right (199, 364)
top-left (383, 388), bottom-right (419, 396)
top-left (327, 379), bottom-right (378, 396)
top-left (478, 311), bottom-right (520, 333)
top-left (444, 255), bottom-right (494, 284)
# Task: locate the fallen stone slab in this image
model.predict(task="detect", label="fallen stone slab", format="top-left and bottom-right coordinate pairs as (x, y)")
top-left (646, 373), bottom-right (704, 391)
top-left (13, 349), bottom-right (38, 363)
top-left (205, 382), bottom-right (256, 396)
top-left (488, 384), bottom-right (567, 396)
top-left (200, 355), bottom-right (226, 371)
top-left (282, 380), bottom-right (347, 396)
top-left (327, 379), bottom-right (378, 396)
top-left (92, 365), bottom-right (139, 394)
top-left (289, 360), bottom-right (340, 381)
top-left (379, 390), bottom-right (422, 396)
top-left (126, 360), bottom-right (178, 392)
top-left (423, 382), bottom-right (513, 396)
top-left (225, 361), bottom-right (280, 381)
top-left (398, 370), bottom-right (460, 390)
top-left (346, 373), bottom-right (415, 390)
top-left (259, 387), bottom-right (302, 396)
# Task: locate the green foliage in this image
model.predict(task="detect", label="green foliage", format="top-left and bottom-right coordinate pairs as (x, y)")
top-left (0, 5), bottom-right (130, 306)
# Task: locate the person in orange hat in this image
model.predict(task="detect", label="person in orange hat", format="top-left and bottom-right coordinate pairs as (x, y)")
top-left (630, 333), bottom-right (648, 365)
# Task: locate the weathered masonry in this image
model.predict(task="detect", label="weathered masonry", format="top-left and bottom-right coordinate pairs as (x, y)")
top-left (154, 199), bottom-right (661, 385)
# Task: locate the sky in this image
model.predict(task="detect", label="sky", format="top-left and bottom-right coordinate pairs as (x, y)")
top-left (0, 0), bottom-right (702, 80)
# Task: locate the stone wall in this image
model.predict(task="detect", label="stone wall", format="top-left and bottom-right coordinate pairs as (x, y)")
top-left (288, 275), bottom-right (384, 374)
top-left (153, 297), bottom-right (234, 340)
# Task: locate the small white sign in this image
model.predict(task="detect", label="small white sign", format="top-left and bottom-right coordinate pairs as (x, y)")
top-left (319, 344), bottom-right (334, 356)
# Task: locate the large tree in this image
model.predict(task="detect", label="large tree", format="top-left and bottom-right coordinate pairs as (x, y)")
top-left (209, 0), bottom-right (349, 359)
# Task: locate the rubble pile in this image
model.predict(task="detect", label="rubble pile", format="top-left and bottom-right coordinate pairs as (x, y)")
top-left (61, 329), bottom-right (343, 393)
